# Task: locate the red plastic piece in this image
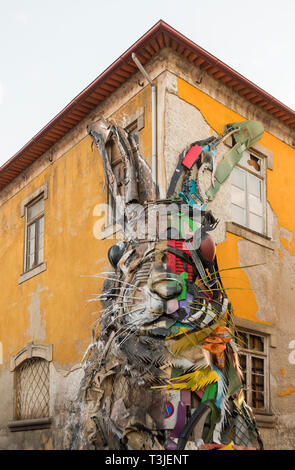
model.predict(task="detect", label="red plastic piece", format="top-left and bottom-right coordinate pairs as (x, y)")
top-left (199, 233), bottom-right (216, 262)
top-left (182, 144), bottom-right (202, 169)
top-left (167, 240), bottom-right (194, 281)
top-left (167, 240), bottom-right (213, 301)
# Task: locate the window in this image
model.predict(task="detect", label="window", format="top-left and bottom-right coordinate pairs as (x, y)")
top-left (9, 342), bottom-right (52, 431)
top-left (231, 151), bottom-right (266, 234)
top-left (25, 196), bottom-right (44, 272)
top-left (19, 184), bottom-right (47, 284)
top-left (237, 330), bottom-right (269, 413)
top-left (15, 357), bottom-right (50, 420)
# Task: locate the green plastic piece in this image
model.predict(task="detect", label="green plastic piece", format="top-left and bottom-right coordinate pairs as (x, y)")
top-left (177, 272), bottom-right (189, 300)
top-left (229, 120), bottom-right (264, 148)
top-left (206, 180), bottom-right (221, 200)
top-left (203, 400), bottom-right (221, 443)
top-left (168, 213), bottom-right (201, 239)
top-left (177, 213), bottom-right (200, 232)
top-left (206, 120), bottom-right (264, 201)
top-left (227, 361), bottom-right (243, 397)
top-left (202, 383), bottom-right (218, 402)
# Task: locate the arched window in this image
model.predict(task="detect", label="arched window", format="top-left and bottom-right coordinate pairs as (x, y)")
top-left (15, 357), bottom-right (50, 420)
top-left (10, 342), bottom-right (52, 423)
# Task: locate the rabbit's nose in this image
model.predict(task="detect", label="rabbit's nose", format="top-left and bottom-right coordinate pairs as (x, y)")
top-left (148, 264), bottom-right (184, 300)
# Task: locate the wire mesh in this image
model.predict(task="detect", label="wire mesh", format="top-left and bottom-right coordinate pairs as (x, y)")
top-left (15, 357), bottom-right (50, 420)
top-left (221, 407), bottom-right (261, 449)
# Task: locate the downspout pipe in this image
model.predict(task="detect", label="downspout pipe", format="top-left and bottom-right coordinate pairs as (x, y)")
top-left (132, 53), bottom-right (157, 198)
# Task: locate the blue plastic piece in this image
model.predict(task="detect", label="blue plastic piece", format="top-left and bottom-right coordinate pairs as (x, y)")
top-left (179, 179), bottom-right (208, 211)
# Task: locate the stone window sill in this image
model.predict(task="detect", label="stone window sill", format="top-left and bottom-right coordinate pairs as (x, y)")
top-left (226, 222), bottom-right (275, 251)
top-left (8, 417), bottom-right (52, 432)
top-left (254, 412), bottom-right (277, 429)
top-left (18, 262), bottom-right (47, 285)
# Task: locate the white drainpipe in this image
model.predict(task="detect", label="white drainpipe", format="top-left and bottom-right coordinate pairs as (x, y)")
top-left (132, 53), bottom-right (157, 198)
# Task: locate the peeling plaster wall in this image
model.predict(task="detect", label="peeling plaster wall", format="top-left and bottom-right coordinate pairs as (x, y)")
top-left (26, 283), bottom-right (47, 341)
top-left (163, 85), bottom-right (231, 245)
top-left (237, 240), bottom-right (278, 324)
top-left (50, 363), bottom-right (84, 413)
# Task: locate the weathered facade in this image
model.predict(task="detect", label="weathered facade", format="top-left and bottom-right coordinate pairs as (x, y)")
top-left (1, 21), bottom-right (295, 450)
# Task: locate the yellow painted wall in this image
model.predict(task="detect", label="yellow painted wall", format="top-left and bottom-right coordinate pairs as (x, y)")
top-left (0, 89), bottom-right (151, 370)
top-left (0, 136), bottom-right (108, 368)
top-left (178, 77), bottom-right (295, 323)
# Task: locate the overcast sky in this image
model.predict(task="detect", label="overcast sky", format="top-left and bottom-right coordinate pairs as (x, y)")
top-left (1, 0), bottom-right (295, 167)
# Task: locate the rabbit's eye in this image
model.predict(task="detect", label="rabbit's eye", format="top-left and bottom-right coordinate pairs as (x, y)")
top-left (107, 242), bottom-right (126, 268)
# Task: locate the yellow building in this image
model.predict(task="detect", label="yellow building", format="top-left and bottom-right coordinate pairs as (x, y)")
top-left (0, 21), bottom-right (295, 449)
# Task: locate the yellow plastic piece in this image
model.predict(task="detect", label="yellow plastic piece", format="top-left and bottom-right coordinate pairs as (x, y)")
top-left (218, 441), bottom-right (235, 450)
top-left (167, 367), bottom-right (219, 391)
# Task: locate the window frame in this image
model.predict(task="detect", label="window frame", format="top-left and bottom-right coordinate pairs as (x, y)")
top-left (231, 150), bottom-right (267, 236)
top-left (237, 329), bottom-right (270, 414)
top-left (8, 342), bottom-right (52, 432)
top-left (14, 356), bottom-right (50, 421)
top-left (24, 195), bottom-right (45, 272)
top-left (19, 184), bottom-right (48, 284)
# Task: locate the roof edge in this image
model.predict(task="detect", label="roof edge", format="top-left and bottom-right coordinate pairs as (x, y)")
top-left (1, 20), bottom-right (295, 189)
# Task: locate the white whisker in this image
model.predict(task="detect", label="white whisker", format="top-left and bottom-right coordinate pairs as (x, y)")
top-left (88, 275), bottom-right (143, 291)
top-left (96, 294), bottom-right (143, 301)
